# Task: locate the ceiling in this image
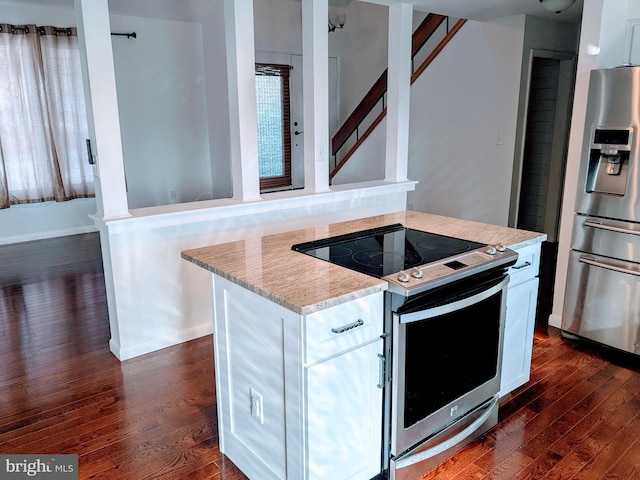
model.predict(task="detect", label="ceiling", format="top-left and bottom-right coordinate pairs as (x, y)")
top-left (17, 0), bottom-right (584, 24)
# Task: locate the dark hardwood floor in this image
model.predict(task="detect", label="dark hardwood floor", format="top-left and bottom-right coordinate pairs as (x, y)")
top-left (1, 234), bottom-right (639, 479)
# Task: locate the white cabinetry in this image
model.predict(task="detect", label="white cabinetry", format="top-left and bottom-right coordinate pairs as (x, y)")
top-left (306, 341), bottom-right (383, 479)
top-left (500, 243), bottom-right (541, 396)
top-left (211, 274), bottom-right (384, 480)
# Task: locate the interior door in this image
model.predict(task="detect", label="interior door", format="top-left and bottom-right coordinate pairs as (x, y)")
top-left (516, 52), bottom-right (576, 242)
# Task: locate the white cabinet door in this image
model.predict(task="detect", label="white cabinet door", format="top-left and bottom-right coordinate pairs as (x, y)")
top-left (500, 277), bottom-right (539, 396)
top-left (305, 339), bottom-right (383, 480)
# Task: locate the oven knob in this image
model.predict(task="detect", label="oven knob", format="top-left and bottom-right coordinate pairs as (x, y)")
top-left (496, 243), bottom-right (506, 252)
top-left (411, 267), bottom-right (423, 279)
top-left (397, 271), bottom-right (411, 283)
top-left (485, 246), bottom-right (497, 255)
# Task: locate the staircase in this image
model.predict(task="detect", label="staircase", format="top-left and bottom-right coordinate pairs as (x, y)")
top-left (329, 14), bottom-right (466, 181)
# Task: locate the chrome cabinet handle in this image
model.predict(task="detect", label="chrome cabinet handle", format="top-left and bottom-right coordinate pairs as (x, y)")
top-left (331, 318), bottom-right (364, 334)
top-left (584, 218), bottom-right (640, 236)
top-left (579, 255), bottom-right (640, 277)
top-left (377, 354), bottom-right (385, 389)
top-left (512, 261), bottom-right (531, 270)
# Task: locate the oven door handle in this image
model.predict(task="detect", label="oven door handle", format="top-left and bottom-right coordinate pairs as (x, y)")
top-left (584, 218), bottom-right (640, 236)
top-left (579, 255), bottom-right (640, 277)
top-left (398, 275), bottom-right (509, 324)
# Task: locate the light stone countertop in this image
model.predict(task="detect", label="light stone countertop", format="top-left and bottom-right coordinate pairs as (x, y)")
top-left (181, 211), bottom-right (547, 315)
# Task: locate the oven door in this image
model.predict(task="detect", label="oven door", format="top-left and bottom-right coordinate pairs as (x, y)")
top-left (390, 271), bottom-right (509, 459)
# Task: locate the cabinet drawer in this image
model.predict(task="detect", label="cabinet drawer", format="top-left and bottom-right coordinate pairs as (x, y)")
top-left (304, 292), bottom-right (383, 364)
top-left (508, 243), bottom-right (541, 287)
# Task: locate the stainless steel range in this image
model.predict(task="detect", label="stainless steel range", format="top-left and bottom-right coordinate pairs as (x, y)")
top-left (292, 224), bottom-right (518, 479)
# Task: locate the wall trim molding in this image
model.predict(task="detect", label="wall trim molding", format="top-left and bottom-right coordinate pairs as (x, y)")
top-left (110, 323), bottom-right (213, 361)
top-left (0, 225), bottom-right (98, 246)
top-left (95, 181), bottom-right (417, 234)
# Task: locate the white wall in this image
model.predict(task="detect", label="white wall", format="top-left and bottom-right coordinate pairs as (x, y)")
top-left (328, 1), bottom-right (389, 121)
top-left (334, 17), bottom-right (527, 227)
top-left (0, 0), bottom-right (74, 25)
top-left (110, 14), bottom-right (213, 208)
top-left (332, 118), bottom-right (387, 184)
top-left (0, 200), bottom-right (97, 245)
top-left (202, 1), bottom-right (233, 199)
top-left (597, 0), bottom-right (632, 67)
top-left (407, 17), bottom-right (525, 226)
top-left (0, 0), bottom-right (97, 245)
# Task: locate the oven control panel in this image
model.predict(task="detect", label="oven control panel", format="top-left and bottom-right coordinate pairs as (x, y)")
top-left (384, 246), bottom-right (518, 296)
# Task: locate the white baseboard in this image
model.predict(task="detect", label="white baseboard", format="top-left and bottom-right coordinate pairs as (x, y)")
top-left (0, 225), bottom-right (98, 246)
top-left (109, 323), bottom-right (213, 361)
top-left (548, 313), bottom-right (562, 329)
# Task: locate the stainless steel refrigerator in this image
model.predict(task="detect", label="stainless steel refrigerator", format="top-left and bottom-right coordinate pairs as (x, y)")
top-left (563, 66), bottom-right (640, 356)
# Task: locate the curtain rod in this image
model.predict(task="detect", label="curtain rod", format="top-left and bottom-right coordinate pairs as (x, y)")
top-left (111, 32), bottom-right (136, 39)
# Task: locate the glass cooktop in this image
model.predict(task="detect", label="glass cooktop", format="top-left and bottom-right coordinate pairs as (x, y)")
top-left (291, 223), bottom-right (487, 278)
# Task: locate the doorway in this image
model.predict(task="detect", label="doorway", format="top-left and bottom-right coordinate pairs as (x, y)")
top-left (516, 51), bottom-right (576, 325)
top-left (255, 53), bottom-right (339, 191)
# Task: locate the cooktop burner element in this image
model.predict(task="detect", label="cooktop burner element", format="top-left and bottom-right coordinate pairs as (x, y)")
top-left (292, 223), bottom-right (518, 296)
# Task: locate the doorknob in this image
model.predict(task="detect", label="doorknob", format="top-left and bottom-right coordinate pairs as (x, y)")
top-left (294, 130), bottom-right (303, 135)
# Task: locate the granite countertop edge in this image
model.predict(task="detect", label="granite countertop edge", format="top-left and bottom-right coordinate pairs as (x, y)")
top-left (182, 211), bottom-right (546, 315)
top-left (181, 252), bottom-right (389, 315)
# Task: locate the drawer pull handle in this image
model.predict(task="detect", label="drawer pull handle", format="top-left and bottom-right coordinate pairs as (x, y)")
top-left (512, 261), bottom-right (531, 270)
top-left (331, 318), bottom-right (364, 334)
top-left (579, 255), bottom-right (640, 277)
top-left (585, 218), bottom-right (640, 236)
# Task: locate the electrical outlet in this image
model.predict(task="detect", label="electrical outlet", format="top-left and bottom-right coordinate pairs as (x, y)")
top-left (249, 388), bottom-right (264, 424)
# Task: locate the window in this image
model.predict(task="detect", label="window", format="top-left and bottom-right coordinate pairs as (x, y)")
top-left (255, 63), bottom-right (292, 191)
top-left (0, 24), bottom-right (93, 209)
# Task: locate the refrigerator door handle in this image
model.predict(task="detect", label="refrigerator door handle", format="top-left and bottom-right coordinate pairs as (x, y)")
top-left (584, 218), bottom-right (640, 236)
top-left (579, 255), bottom-right (640, 277)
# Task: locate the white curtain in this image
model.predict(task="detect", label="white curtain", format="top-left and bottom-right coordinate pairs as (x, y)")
top-left (0, 24), bottom-right (93, 209)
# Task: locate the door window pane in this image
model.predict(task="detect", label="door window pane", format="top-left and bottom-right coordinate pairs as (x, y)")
top-left (255, 63), bottom-right (291, 191)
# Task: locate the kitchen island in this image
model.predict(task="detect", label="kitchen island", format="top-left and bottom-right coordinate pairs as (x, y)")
top-left (181, 211), bottom-right (546, 480)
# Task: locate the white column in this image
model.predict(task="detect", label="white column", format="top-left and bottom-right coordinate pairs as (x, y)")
top-left (224, 0), bottom-right (262, 202)
top-left (75, 0), bottom-right (129, 219)
top-left (302, 0), bottom-right (331, 193)
top-left (384, 3), bottom-right (412, 183)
